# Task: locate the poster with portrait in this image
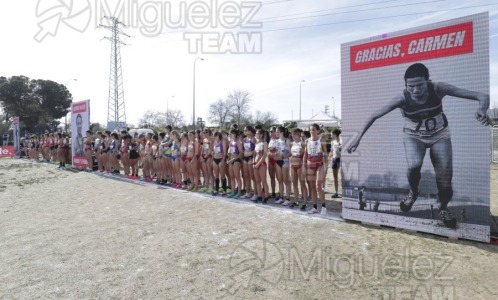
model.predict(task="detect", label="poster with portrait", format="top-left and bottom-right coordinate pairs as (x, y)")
top-left (71, 100), bottom-right (91, 168)
top-left (341, 13), bottom-right (490, 242)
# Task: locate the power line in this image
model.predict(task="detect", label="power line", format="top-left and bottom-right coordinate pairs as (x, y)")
top-left (261, 0), bottom-right (295, 5)
top-left (137, 2), bottom-right (497, 40)
top-left (262, 3), bottom-right (498, 33)
top-left (260, 0), bottom-right (447, 24)
top-left (256, 0), bottom-right (402, 21)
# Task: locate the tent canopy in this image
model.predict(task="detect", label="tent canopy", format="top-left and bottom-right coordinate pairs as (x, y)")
top-left (293, 112), bottom-right (341, 128)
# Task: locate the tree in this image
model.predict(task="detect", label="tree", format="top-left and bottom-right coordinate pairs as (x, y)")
top-left (165, 109), bottom-right (186, 129)
top-left (208, 98), bottom-right (232, 128)
top-left (0, 107), bottom-right (10, 136)
top-left (227, 89), bottom-right (252, 127)
top-left (138, 110), bottom-right (166, 128)
top-left (0, 76), bottom-right (72, 132)
top-left (35, 79), bottom-right (72, 119)
top-left (197, 117), bottom-right (205, 131)
top-left (138, 109), bottom-right (186, 129)
top-left (252, 110), bottom-right (278, 128)
top-left (90, 123), bottom-right (106, 133)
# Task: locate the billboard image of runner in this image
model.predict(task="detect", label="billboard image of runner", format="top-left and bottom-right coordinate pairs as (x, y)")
top-left (71, 100), bottom-right (91, 168)
top-left (341, 13), bottom-right (490, 242)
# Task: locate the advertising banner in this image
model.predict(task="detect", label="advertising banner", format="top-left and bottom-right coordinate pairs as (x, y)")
top-left (341, 13), bottom-right (490, 242)
top-left (0, 146), bottom-right (14, 158)
top-left (13, 116), bottom-right (20, 157)
top-left (71, 100), bottom-right (90, 168)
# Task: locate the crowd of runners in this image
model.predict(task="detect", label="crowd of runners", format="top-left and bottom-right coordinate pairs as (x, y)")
top-left (19, 123), bottom-right (342, 215)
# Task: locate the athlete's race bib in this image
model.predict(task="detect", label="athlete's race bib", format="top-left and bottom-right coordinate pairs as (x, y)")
top-left (308, 140), bottom-right (322, 156)
top-left (291, 144), bottom-right (302, 157)
top-left (244, 142), bottom-right (252, 151)
top-left (403, 112), bottom-right (447, 136)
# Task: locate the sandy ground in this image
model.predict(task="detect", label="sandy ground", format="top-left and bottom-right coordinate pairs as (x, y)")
top-left (1, 159), bottom-right (498, 299)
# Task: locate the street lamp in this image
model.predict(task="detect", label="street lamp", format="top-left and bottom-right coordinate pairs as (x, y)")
top-left (65, 78), bottom-right (78, 86)
top-left (299, 80), bottom-right (305, 120)
top-left (167, 95), bottom-right (174, 114)
top-left (193, 57), bottom-right (204, 129)
top-left (166, 95), bottom-right (174, 125)
top-left (64, 79), bottom-right (78, 131)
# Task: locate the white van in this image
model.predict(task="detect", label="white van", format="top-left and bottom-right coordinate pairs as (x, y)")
top-left (129, 128), bottom-right (157, 137)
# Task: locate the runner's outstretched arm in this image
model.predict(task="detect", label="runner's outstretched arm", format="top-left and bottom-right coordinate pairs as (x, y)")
top-left (347, 95), bottom-right (404, 153)
top-left (436, 82), bottom-right (490, 126)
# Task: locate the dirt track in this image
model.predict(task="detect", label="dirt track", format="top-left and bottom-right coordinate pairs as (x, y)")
top-left (0, 159), bottom-right (497, 299)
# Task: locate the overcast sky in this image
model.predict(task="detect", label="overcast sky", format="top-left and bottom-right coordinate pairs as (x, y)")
top-left (1, 0), bottom-right (497, 127)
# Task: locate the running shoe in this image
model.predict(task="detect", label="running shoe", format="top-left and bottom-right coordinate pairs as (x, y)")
top-left (233, 193), bottom-right (241, 199)
top-left (332, 193), bottom-right (339, 198)
top-left (275, 198), bottom-right (284, 205)
top-left (400, 191), bottom-right (417, 213)
top-left (252, 197), bottom-right (262, 203)
top-left (251, 194), bottom-right (258, 201)
top-left (289, 202), bottom-right (299, 209)
top-left (300, 204), bottom-right (307, 211)
top-left (282, 199), bottom-right (291, 206)
top-left (439, 208), bottom-right (457, 229)
top-left (225, 188), bottom-right (232, 194)
top-left (242, 193), bottom-right (252, 199)
top-left (212, 191), bottom-right (218, 196)
top-left (307, 207), bottom-right (318, 214)
top-left (321, 207), bottom-right (327, 215)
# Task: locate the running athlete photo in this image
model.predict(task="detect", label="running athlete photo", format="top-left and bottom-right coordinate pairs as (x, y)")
top-left (347, 63), bottom-right (490, 229)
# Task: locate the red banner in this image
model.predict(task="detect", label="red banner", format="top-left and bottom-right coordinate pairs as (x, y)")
top-left (72, 101), bottom-right (87, 114)
top-left (0, 146), bottom-right (14, 158)
top-left (350, 22), bottom-right (473, 71)
top-left (72, 157), bottom-right (90, 168)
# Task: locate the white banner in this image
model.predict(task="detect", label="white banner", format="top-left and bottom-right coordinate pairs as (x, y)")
top-left (71, 100), bottom-right (90, 168)
top-left (13, 116), bottom-right (20, 157)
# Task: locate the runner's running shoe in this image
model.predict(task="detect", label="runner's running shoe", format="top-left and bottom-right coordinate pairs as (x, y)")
top-left (439, 208), bottom-right (457, 229)
top-left (400, 191), bottom-right (417, 213)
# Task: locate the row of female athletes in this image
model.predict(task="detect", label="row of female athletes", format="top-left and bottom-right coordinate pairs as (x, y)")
top-left (87, 123), bottom-right (342, 215)
top-left (21, 132), bottom-right (72, 168)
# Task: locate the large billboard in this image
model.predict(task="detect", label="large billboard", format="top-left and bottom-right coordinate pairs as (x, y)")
top-left (341, 13), bottom-right (490, 242)
top-left (71, 100), bottom-right (91, 168)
